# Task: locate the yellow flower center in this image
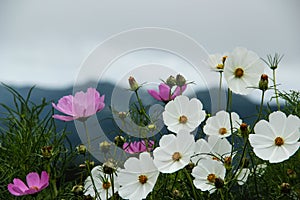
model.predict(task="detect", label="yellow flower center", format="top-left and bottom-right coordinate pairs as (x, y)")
top-left (219, 127), bottom-right (227, 135)
top-left (172, 152), bottom-right (182, 161)
top-left (275, 137), bottom-right (284, 146)
top-left (102, 181), bottom-right (111, 190)
top-left (234, 67), bottom-right (244, 78)
top-left (138, 175), bottom-right (148, 184)
top-left (179, 115), bottom-right (188, 124)
top-left (207, 173), bottom-right (216, 183)
top-left (216, 64), bottom-right (224, 69)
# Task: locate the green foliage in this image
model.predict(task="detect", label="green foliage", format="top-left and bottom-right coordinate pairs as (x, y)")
top-left (0, 85), bottom-right (77, 199)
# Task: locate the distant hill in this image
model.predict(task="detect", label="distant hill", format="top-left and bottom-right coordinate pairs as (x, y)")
top-left (0, 82), bottom-right (274, 146)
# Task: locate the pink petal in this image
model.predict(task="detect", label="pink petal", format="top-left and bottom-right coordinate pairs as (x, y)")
top-left (26, 172), bottom-right (40, 188)
top-left (52, 114), bottom-right (76, 121)
top-left (148, 89), bottom-right (162, 101)
top-left (8, 184), bottom-right (25, 196)
top-left (158, 83), bottom-right (171, 101)
top-left (172, 84), bottom-right (187, 99)
top-left (52, 95), bottom-right (74, 116)
top-left (39, 171), bottom-right (49, 189)
top-left (13, 178), bottom-right (28, 192)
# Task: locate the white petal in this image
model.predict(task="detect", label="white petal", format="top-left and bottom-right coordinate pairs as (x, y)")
top-left (252, 145), bottom-right (276, 161)
top-left (269, 111), bottom-right (287, 137)
top-left (254, 120), bottom-right (276, 138)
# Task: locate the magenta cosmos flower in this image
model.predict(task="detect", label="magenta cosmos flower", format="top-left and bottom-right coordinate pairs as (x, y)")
top-left (123, 140), bottom-right (155, 154)
top-left (52, 88), bottom-right (105, 121)
top-left (8, 171), bottom-right (49, 196)
top-left (147, 83), bottom-right (187, 103)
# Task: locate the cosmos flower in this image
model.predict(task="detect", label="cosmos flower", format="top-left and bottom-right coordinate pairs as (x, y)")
top-left (192, 159), bottom-right (226, 194)
top-left (162, 95), bottom-right (206, 133)
top-left (8, 171), bottom-right (49, 196)
top-left (84, 165), bottom-right (119, 200)
top-left (153, 129), bottom-right (195, 173)
top-left (249, 111), bottom-right (300, 163)
top-left (117, 152), bottom-right (159, 200)
top-left (52, 88), bottom-right (105, 121)
top-left (206, 53), bottom-right (228, 72)
top-left (147, 83), bottom-right (187, 102)
top-left (204, 110), bottom-right (242, 138)
top-left (224, 47), bottom-right (265, 95)
top-left (122, 140), bottom-right (155, 154)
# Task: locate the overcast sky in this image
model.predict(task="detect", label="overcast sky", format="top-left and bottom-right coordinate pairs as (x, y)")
top-left (0, 0), bottom-right (299, 102)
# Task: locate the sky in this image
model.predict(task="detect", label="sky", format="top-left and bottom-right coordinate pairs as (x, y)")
top-left (0, 0), bottom-right (299, 102)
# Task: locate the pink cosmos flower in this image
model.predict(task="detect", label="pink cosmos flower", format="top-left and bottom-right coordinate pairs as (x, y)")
top-left (8, 171), bottom-right (49, 196)
top-left (52, 88), bottom-right (105, 121)
top-left (123, 140), bottom-right (155, 154)
top-left (147, 83), bottom-right (187, 102)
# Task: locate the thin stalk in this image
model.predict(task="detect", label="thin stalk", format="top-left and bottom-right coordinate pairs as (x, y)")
top-left (218, 71), bottom-right (223, 111)
top-left (272, 69), bottom-right (280, 110)
top-left (183, 168), bottom-right (198, 200)
top-left (134, 90), bottom-right (151, 123)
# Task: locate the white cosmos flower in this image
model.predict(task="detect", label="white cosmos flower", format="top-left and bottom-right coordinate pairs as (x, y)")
top-left (162, 95), bottom-right (206, 133)
top-left (84, 165), bottom-right (119, 200)
top-left (192, 159), bottom-right (226, 194)
top-left (204, 110), bottom-right (242, 138)
top-left (236, 168), bottom-right (251, 185)
top-left (249, 111), bottom-right (300, 163)
top-left (117, 152), bottom-right (159, 200)
top-left (224, 47), bottom-right (265, 95)
top-left (206, 53), bottom-right (228, 72)
top-left (192, 135), bottom-right (233, 165)
top-left (153, 129), bottom-right (195, 173)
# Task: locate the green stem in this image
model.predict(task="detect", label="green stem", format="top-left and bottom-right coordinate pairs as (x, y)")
top-left (134, 90), bottom-right (151, 123)
top-left (254, 90), bottom-right (265, 126)
top-left (272, 69), bottom-right (280, 111)
top-left (183, 168), bottom-right (198, 200)
top-left (218, 72), bottom-right (223, 111)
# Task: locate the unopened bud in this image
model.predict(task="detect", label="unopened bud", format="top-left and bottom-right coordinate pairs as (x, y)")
top-left (99, 141), bottom-right (111, 154)
top-left (287, 169), bottom-right (297, 179)
top-left (103, 160), bottom-right (117, 174)
top-left (41, 145), bottom-right (53, 159)
top-left (175, 74), bottom-right (186, 87)
top-left (280, 182), bottom-right (291, 194)
top-left (147, 124), bottom-right (156, 131)
top-left (224, 156), bottom-right (232, 170)
top-left (76, 144), bottom-right (87, 155)
top-left (239, 123), bottom-right (249, 138)
top-left (259, 74), bottom-right (268, 91)
top-left (166, 75), bottom-right (177, 87)
top-left (118, 111), bottom-right (127, 119)
top-left (128, 76), bottom-right (139, 91)
top-left (114, 136), bottom-right (125, 148)
top-left (214, 178), bottom-right (224, 189)
top-left (71, 185), bottom-right (84, 195)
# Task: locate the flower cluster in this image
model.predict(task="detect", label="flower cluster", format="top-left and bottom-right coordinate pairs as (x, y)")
top-left (7, 47), bottom-right (299, 199)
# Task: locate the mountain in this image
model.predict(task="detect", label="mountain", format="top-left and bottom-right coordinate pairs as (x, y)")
top-left (0, 82), bottom-right (274, 147)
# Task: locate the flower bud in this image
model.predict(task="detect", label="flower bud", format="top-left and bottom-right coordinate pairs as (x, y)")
top-left (76, 144), bottom-right (87, 155)
top-left (118, 111), bottom-right (127, 119)
top-left (128, 76), bottom-right (139, 91)
top-left (71, 185), bottom-right (84, 195)
top-left (103, 160), bottom-right (117, 174)
top-left (114, 136), bottom-right (125, 148)
top-left (214, 177), bottom-right (224, 189)
top-left (166, 75), bottom-right (177, 87)
top-left (239, 123), bottom-right (250, 138)
top-left (99, 141), bottom-right (111, 154)
top-left (147, 123), bottom-right (156, 131)
top-left (259, 74), bottom-right (268, 91)
top-left (175, 74), bottom-right (186, 87)
top-left (287, 169), bottom-right (297, 179)
top-left (279, 182), bottom-right (291, 194)
top-left (224, 156), bottom-right (232, 170)
top-left (41, 145), bottom-right (53, 159)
